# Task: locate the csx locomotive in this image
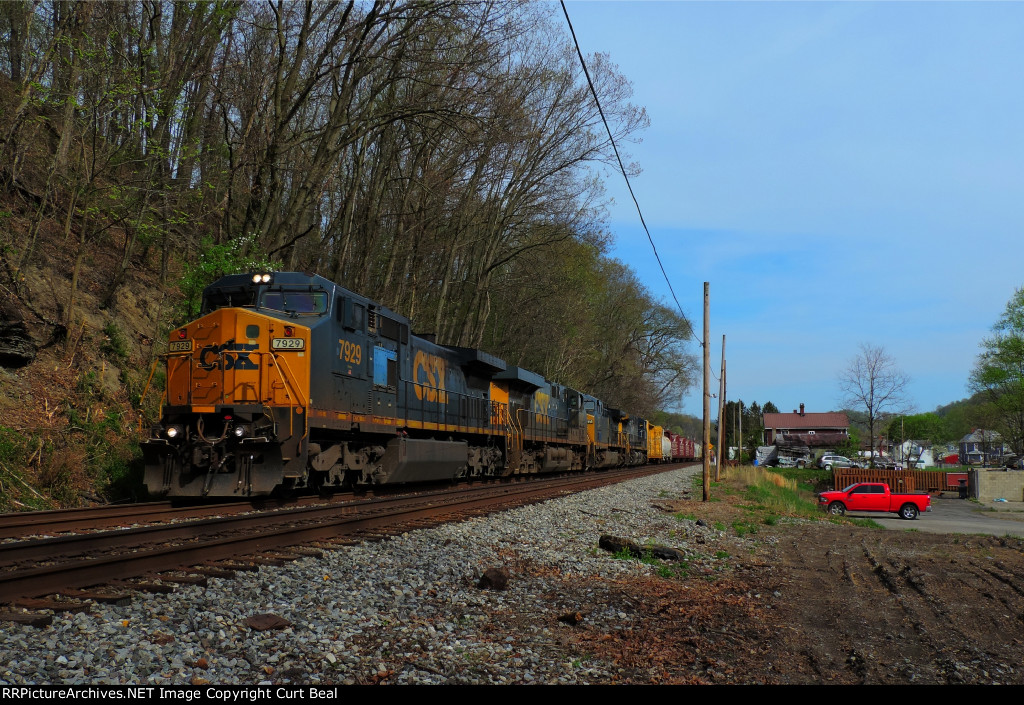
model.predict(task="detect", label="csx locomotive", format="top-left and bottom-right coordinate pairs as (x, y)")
top-left (142, 271), bottom-right (695, 497)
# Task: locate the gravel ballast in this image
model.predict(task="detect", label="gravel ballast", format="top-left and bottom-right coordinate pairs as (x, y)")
top-left (1, 466), bottom-right (732, 685)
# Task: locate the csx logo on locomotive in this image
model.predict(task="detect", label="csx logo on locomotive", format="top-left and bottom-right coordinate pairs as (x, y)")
top-left (198, 342), bottom-right (259, 370)
top-left (413, 350), bottom-right (448, 403)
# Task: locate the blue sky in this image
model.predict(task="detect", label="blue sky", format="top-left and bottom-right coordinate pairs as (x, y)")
top-left (563, 1), bottom-right (1024, 418)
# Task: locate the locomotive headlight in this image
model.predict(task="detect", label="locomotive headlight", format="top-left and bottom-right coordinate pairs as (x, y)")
top-left (233, 424), bottom-right (248, 438)
top-left (165, 425), bottom-right (183, 439)
top-left (252, 273), bottom-right (272, 284)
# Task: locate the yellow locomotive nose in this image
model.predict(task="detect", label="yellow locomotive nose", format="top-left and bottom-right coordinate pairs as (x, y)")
top-left (145, 308), bottom-right (312, 497)
top-left (166, 308), bottom-right (310, 411)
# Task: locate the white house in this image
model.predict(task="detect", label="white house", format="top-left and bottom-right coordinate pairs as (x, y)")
top-left (893, 440), bottom-right (934, 468)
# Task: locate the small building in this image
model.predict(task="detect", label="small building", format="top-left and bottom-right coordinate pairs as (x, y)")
top-left (762, 404), bottom-right (850, 448)
top-left (959, 429), bottom-right (1007, 466)
top-left (893, 440), bottom-right (935, 468)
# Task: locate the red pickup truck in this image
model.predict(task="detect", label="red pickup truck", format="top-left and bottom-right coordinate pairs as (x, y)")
top-left (818, 482), bottom-right (931, 520)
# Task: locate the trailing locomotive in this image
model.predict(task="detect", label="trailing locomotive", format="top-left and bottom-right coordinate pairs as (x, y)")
top-left (142, 271), bottom-right (690, 497)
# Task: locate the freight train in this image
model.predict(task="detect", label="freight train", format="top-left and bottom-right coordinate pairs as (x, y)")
top-left (142, 271), bottom-right (698, 497)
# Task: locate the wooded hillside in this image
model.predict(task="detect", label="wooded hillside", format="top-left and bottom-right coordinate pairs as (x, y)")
top-left (0, 1), bottom-right (698, 507)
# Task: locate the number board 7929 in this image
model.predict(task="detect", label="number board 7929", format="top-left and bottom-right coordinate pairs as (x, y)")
top-left (271, 337), bottom-right (305, 350)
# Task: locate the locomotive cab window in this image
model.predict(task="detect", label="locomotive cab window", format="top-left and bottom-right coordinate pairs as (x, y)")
top-left (259, 289), bottom-right (328, 315)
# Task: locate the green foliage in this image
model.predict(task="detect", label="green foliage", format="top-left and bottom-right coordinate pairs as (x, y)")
top-left (833, 427), bottom-right (861, 461)
top-left (656, 561), bottom-right (690, 579)
top-left (969, 287), bottom-right (1024, 455)
top-left (175, 235), bottom-right (278, 322)
top-left (722, 399), bottom-right (782, 459)
top-left (885, 412), bottom-right (958, 446)
top-left (75, 370), bottom-right (102, 398)
top-left (773, 465), bottom-right (832, 493)
top-left (648, 410), bottom-right (702, 438)
top-left (639, 548), bottom-right (659, 566)
top-left (0, 429), bottom-right (63, 510)
top-left (100, 322), bottom-right (130, 362)
top-left (737, 469), bottom-right (821, 519)
top-left (611, 547), bottom-right (635, 561)
top-left (482, 240), bottom-right (697, 415)
top-left (64, 390), bottom-right (146, 503)
top-left (731, 520), bottom-right (758, 537)
top-left (0, 426), bottom-right (29, 466)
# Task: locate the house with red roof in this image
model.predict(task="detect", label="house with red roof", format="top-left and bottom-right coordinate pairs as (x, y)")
top-left (762, 404), bottom-right (850, 448)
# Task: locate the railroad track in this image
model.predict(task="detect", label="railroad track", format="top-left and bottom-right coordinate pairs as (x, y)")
top-left (0, 464), bottom-right (689, 610)
top-left (0, 494), bottom-right (363, 539)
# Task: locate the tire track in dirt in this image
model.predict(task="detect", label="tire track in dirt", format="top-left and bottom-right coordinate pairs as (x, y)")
top-left (769, 526), bottom-right (1024, 684)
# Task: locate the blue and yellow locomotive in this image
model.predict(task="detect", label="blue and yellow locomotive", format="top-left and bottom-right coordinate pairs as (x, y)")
top-left (142, 271), bottom-right (661, 497)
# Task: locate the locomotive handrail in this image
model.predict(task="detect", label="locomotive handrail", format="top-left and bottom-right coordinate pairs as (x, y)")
top-left (274, 352), bottom-right (309, 445)
top-left (255, 351), bottom-right (309, 446)
top-left (400, 379), bottom-right (495, 432)
top-left (512, 407), bottom-right (526, 451)
top-left (520, 408), bottom-right (569, 443)
top-left (268, 352), bottom-right (309, 409)
top-left (159, 350), bottom-right (195, 405)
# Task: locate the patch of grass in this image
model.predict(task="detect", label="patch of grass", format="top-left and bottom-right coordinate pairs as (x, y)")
top-left (100, 322), bottom-right (130, 362)
top-left (674, 512), bottom-right (698, 522)
top-left (656, 560), bottom-right (690, 580)
top-left (0, 428), bottom-right (60, 510)
top-left (713, 521), bottom-right (726, 531)
top-left (732, 520), bottom-right (758, 537)
top-left (763, 514), bottom-right (780, 526)
top-left (714, 550), bottom-right (729, 559)
top-left (848, 518), bottom-right (883, 529)
top-left (612, 547), bottom-right (634, 561)
top-left (63, 403), bottom-right (145, 503)
top-left (75, 370), bottom-right (102, 398)
top-left (726, 466), bottom-right (822, 520)
top-left (0, 426), bottom-right (29, 466)
top-left (639, 549), bottom-right (659, 566)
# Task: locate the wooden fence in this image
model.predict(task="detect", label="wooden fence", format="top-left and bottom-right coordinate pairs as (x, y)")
top-left (832, 469), bottom-right (968, 493)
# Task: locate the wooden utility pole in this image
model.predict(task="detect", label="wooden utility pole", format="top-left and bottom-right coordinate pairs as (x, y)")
top-left (738, 400), bottom-right (743, 466)
top-left (702, 282), bottom-right (710, 501)
top-left (716, 335), bottom-right (725, 481)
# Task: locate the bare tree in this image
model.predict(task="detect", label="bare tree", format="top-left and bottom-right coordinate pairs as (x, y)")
top-left (838, 344), bottom-right (911, 467)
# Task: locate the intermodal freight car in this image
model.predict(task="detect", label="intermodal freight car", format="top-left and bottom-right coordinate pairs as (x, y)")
top-left (142, 271), bottom-right (696, 497)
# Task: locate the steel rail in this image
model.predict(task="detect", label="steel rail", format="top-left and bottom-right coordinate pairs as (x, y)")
top-left (0, 464), bottom-right (684, 604)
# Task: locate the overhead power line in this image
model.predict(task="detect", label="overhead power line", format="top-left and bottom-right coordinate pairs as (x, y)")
top-left (559, 1), bottom-right (706, 353)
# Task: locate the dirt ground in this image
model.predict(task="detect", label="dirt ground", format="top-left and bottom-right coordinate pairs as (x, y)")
top-left (567, 498), bottom-right (1024, 684)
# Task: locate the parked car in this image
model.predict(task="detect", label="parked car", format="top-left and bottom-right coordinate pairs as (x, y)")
top-left (817, 454), bottom-right (855, 470)
top-left (817, 482), bottom-right (931, 520)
